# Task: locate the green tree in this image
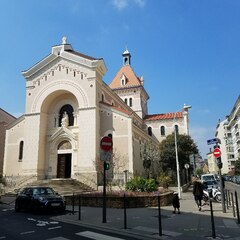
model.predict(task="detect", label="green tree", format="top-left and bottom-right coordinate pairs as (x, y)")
top-left (141, 141), bottom-right (159, 178)
top-left (234, 158), bottom-right (240, 175)
top-left (158, 133), bottom-right (198, 172)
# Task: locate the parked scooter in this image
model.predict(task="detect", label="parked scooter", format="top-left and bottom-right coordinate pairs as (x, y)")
top-left (203, 187), bottom-right (221, 203)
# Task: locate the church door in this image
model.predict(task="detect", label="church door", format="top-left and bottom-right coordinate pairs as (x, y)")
top-left (57, 153), bottom-right (71, 178)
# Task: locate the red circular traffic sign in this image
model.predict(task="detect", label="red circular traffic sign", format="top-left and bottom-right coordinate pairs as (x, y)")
top-left (213, 148), bottom-right (221, 158)
top-left (100, 136), bottom-right (113, 152)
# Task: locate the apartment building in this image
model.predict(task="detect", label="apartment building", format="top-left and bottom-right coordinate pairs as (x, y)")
top-left (215, 95), bottom-right (240, 174)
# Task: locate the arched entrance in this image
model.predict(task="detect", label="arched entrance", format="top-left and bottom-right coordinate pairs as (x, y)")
top-left (57, 140), bottom-right (72, 178)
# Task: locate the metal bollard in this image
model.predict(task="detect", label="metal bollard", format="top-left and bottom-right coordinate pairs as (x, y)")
top-left (234, 191), bottom-right (240, 224)
top-left (225, 190), bottom-right (229, 209)
top-left (228, 190), bottom-right (231, 206)
top-left (78, 195), bottom-right (81, 221)
top-left (158, 194), bottom-right (162, 236)
top-left (123, 193), bottom-right (127, 229)
top-left (210, 199), bottom-right (216, 239)
top-left (72, 192), bottom-right (75, 215)
top-left (231, 192), bottom-right (236, 218)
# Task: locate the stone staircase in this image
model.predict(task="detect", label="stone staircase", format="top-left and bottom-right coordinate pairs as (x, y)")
top-left (25, 179), bottom-right (93, 196)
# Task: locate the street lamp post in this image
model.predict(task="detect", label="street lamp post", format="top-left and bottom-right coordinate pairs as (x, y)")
top-left (174, 104), bottom-right (192, 199)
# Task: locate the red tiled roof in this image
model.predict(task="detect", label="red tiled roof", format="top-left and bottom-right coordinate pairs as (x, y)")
top-left (144, 112), bottom-right (183, 121)
top-left (109, 65), bottom-right (142, 89)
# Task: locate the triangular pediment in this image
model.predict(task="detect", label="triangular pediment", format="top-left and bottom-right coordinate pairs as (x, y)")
top-left (49, 127), bottom-right (77, 142)
top-left (22, 42), bottom-right (106, 80)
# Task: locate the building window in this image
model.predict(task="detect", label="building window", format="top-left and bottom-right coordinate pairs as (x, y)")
top-left (148, 127), bottom-right (152, 136)
top-left (19, 141), bottom-right (24, 161)
top-left (66, 68), bottom-right (69, 74)
top-left (59, 104), bottom-right (74, 127)
top-left (74, 71), bottom-right (76, 77)
top-left (124, 98), bottom-right (128, 105)
top-left (102, 94), bottom-right (104, 102)
top-left (160, 126), bottom-right (165, 136)
top-left (129, 98), bottom-right (132, 107)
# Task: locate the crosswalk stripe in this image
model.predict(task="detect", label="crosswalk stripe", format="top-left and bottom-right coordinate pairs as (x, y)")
top-left (133, 226), bottom-right (182, 237)
top-left (76, 231), bottom-right (125, 240)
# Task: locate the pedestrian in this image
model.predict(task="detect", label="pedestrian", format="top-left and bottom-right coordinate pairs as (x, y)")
top-left (192, 176), bottom-right (204, 211)
top-left (172, 192), bottom-right (180, 214)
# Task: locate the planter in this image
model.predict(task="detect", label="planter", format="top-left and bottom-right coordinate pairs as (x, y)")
top-left (65, 191), bottom-right (173, 208)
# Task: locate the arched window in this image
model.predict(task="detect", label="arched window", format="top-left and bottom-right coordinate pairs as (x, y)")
top-left (129, 98), bottom-right (132, 107)
top-left (19, 141), bottom-right (24, 161)
top-left (59, 104), bottom-right (74, 127)
top-left (160, 126), bottom-right (165, 136)
top-left (148, 126), bottom-right (152, 136)
top-left (174, 125), bottom-right (179, 135)
top-left (124, 98), bottom-right (128, 105)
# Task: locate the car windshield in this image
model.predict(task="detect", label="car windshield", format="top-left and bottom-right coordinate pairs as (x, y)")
top-left (205, 180), bottom-right (217, 185)
top-left (202, 175), bottom-right (215, 181)
top-left (32, 188), bottom-right (55, 195)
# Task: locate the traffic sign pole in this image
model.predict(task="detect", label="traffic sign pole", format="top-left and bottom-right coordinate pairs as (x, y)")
top-left (100, 136), bottom-right (113, 223)
top-left (212, 146), bottom-right (226, 213)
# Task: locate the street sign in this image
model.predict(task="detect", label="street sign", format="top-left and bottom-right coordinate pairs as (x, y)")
top-left (100, 136), bottom-right (113, 152)
top-left (213, 148), bottom-right (221, 158)
top-left (184, 164), bottom-right (190, 169)
top-left (100, 151), bottom-right (112, 161)
top-left (207, 138), bottom-right (221, 145)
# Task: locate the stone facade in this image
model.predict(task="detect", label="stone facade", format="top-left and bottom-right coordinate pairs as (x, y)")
top-left (0, 109), bottom-right (16, 175)
top-left (3, 38), bottom-right (190, 189)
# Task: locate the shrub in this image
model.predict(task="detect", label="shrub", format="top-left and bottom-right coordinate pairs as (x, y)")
top-left (125, 176), bottom-right (158, 192)
top-left (158, 173), bottom-right (172, 188)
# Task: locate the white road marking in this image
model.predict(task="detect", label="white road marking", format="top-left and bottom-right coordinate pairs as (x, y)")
top-left (46, 237), bottom-right (69, 240)
top-left (20, 231), bottom-right (35, 235)
top-left (49, 221), bottom-right (59, 224)
top-left (133, 226), bottom-right (182, 237)
top-left (48, 226), bottom-right (62, 230)
top-left (76, 231), bottom-right (125, 240)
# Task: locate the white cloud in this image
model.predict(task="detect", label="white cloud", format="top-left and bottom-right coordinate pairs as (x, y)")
top-left (134, 0), bottom-right (146, 8)
top-left (111, 0), bottom-right (146, 11)
top-left (112, 0), bottom-right (128, 11)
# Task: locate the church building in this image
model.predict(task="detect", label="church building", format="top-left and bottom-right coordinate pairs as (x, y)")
top-left (3, 38), bottom-right (191, 188)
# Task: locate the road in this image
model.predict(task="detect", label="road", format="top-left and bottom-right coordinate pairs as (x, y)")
top-left (0, 203), bottom-right (138, 240)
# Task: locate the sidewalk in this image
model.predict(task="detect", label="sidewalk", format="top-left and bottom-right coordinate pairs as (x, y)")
top-left (53, 188), bottom-right (240, 240)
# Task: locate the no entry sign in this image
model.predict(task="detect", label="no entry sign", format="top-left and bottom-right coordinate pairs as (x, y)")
top-left (213, 148), bottom-right (221, 158)
top-left (100, 136), bottom-right (113, 152)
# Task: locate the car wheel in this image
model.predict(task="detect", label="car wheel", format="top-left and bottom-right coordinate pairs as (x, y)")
top-left (15, 201), bottom-right (20, 212)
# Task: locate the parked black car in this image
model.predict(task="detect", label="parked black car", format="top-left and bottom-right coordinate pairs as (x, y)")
top-left (15, 186), bottom-right (66, 213)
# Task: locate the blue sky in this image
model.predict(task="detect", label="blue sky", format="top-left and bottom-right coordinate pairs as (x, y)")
top-left (0, 0), bottom-right (239, 158)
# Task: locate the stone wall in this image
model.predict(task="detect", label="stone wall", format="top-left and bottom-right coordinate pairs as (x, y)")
top-left (65, 191), bottom-right (173, 208)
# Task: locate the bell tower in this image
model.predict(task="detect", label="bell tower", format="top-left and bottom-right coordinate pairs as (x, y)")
top-left (122, 48), bottom-right (131, 66)
top-left (109, 48), bottom-right (149, 119)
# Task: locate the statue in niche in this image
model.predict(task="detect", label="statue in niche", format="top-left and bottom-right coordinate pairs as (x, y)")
top-left (61, 111), bottom-right (69, 127)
